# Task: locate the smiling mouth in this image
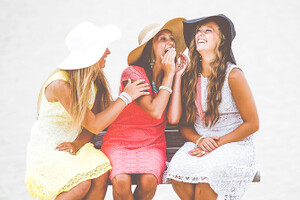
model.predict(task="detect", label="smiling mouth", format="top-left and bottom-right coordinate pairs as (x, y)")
top-left (198, 39), bottom-right (206, 44)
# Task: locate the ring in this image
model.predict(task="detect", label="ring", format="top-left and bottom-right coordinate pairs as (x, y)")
top-left (201, 151), bottom-right (206, 155)
top-left (70, 149), bottom-right (73, 154)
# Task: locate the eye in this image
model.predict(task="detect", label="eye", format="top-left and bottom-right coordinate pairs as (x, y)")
top-left (170, 37), bottom-right (174, 41)
top-left (160, 36), bottom-right (166, 41)
top-left (205, 28), bottom-right (212, 33)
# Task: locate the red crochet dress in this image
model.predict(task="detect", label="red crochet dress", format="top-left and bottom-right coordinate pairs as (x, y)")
top-left (101, 66), bottom-right (167, 183)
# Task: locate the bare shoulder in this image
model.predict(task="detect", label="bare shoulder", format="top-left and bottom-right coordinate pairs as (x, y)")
top-left (228, 68), bottom-right (244, 80)
top-left (45, 80), bottom-right (71, 102)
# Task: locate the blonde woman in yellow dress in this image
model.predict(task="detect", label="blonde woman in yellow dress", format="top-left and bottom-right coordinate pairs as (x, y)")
top-left (25, 21), bottom-right (150, 200)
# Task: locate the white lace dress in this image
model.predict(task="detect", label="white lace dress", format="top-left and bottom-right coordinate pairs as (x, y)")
top-left (166, 64), bottom-right (258, 200)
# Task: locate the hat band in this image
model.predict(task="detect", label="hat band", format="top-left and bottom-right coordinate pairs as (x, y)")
top-left (140, 26), bottom-right (161, 44)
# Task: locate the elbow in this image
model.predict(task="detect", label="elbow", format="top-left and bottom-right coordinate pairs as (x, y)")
top-left (168, 117), bottom-right (180, 124)
top-left (249, 120), bottom-right (259, 134)
top-left (150, 111), bottom-right (163, 120)
top-left (86, 125), bottom-right (104, 135)
top-left (253, 121), bottom-right (259, 133)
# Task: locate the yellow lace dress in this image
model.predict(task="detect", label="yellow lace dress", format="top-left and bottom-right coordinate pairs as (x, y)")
top-left (25, 70), bottom-right (111, 200)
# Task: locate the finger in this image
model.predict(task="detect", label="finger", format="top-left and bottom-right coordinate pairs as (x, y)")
top-left (140, 91), bottom-right (150, 95)
top-left (57, 146), bottom-right (68, 151)
top-left (133, 79), bottom-right (145, 85)
top-left (203, 142), bottom-right (213, 152)
top-left (212, 136), bottom-right (219, 140)
top-left (137, 83), bottom-right (149, 88)
top-left (206, 140), bottom-right (217, 150)
top-left (200, 144), bottom-right (208, 152)
top-left (209, 138), bottom-right (219, 148)
top-left (56, 142), bottom-right (67, 148)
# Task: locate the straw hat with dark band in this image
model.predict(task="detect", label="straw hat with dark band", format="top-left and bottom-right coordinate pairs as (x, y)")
top-left (127, 17), bottom-right (186, 66)
top-left (183, 14), bottom-right (236, 64)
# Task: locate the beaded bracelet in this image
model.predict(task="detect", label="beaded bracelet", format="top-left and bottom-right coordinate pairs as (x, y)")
top-left (159, 86), bottom-right (172, 94)
top-left (195, 136), bottom-right (206, 147)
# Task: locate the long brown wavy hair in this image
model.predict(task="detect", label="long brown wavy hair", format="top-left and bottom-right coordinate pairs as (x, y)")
top-left (132, 39), bottom-right (155, 85)
top-left (37, 62), bottom-right (112, 131)
top-left (181, 22), bottom-right (231, 127)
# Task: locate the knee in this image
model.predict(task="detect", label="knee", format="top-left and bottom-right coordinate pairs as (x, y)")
top-left (73, 180), bottom-right (91, 197)
top-left (172, 180), bottom-right (183, 190)
top-left (139, 174), bottom-right (158, 191)
top-left (195, 183), bottom-right (211, 199)
top-left (92, 171), bottom-right (109, 188)
top-left (112, 174), bottom-right (132, 196)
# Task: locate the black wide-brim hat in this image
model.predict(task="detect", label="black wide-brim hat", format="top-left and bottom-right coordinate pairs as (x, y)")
top-left (183, 14), bottom-right (236, 64)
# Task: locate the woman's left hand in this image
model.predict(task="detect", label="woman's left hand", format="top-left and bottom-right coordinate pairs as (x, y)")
top-left (56, 142), bottom-right (76, 155)
top-left (175, 52), bottom-right (188, 77)
top-left (188, 147), bottom-right (209, 157)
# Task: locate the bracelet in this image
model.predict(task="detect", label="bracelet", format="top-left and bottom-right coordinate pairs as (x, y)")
top-left (118, 94), bottom-right (129, 106)
top-left (159, 85), bottom-right (172, 94)
top-left (195, 136), bottom-right (206, 147)
top-left (120, 92), bottom-right (132, 103)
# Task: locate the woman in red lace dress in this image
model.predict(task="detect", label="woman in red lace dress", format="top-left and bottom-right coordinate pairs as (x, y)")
top-left (101, 18), bottom-right (188, 200)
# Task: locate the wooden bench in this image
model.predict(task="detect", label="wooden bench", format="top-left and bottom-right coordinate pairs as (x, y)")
top-left (91, 124), bottom-right (261, 184)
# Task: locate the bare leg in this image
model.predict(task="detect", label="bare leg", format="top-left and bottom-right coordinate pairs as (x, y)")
top-left (171, 180), bottom-right (195, 200)
top-left (194, 183), bottom-right (217, 200)
top-left (84, 171), bottom-right (109, 200)
top-left (133, 174), bottom-right (158, 200)
top-left (112, 174), bottom-right (133, 200)
top-left (55, 180), bottom-right (91, 200)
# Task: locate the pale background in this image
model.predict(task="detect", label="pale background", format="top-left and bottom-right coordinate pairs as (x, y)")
top-left (1, 0), bottom-right (300, 199)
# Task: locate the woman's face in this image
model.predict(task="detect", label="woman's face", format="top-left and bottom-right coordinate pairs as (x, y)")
top-left (152, 30), bottom-right (175, 59)
top-left (195, 21), bottom-right (220, 54)
top-left (98, 48), bottom-right (111, 68)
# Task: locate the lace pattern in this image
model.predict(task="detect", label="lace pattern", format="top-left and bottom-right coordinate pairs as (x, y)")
top-left (166, 63), bottom-right (257, 199)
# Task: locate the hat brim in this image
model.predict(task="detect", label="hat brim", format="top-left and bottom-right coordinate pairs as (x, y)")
top-left (183, 14), bottom-right (236, 64)
top-left (127, 17), bottom-right (187, 66)
top-left (58, 24), bottom-right (121, 70)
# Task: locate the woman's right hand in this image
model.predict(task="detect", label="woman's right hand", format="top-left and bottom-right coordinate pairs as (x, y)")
top-left (123, 79), bottom-right (150, 100)
top-left (161, 47), bottom-right (176, 76)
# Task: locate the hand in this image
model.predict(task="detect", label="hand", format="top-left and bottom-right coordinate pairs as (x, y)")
top-left (56, 142), bottom-right (76, 155)
top-left (198, 136), bottom-right (219, 152)
top-left (175, 52), bottom-right (188, 77)
top-left (189, 146), bottom-right (209, 157)
top-left (123, 79), bottom-right (150, 100)
top-left (161, 48), bottom-right (176, 76)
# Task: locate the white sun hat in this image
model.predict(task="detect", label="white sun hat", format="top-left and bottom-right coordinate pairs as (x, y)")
top-left (58, 21), bottom-right (122, 70)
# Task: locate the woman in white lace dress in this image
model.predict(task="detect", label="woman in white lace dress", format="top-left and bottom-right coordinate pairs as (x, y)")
top-left (166, 14), bottom-right (259, 200)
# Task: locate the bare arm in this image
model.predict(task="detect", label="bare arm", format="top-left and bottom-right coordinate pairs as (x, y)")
top-left (46, 79), bottom-right (150, 134)
top-left (134, 48), bottom-right (177, 119)
top-left (217, 68), bottom-right (259, 146)
top-left (167, 52), bottom-right (188, 124)
top-left (134, 74), bottom-right (174, 119)
top-left (179, 125), bottom-right (200, 144)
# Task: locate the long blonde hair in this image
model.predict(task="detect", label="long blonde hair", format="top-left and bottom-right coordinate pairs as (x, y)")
top-left (37, 62), bottom-right (112, 130)
top-left (181, 23), bottom-right (230, 127)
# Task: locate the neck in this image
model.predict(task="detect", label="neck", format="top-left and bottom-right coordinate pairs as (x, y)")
top-left (152, 61), bottom-right (163, 84)
top-left (200, 51), bottom-right (215, 77)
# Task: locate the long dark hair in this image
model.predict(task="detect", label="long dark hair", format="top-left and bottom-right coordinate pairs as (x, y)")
top-left (181, 22), bottom-right (231, 127)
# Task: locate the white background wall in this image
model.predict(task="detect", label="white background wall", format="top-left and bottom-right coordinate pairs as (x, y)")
top-left (0, 0), bottom-right (299, 199)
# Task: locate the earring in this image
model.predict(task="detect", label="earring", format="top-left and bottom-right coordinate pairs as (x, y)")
top-left (150, 59), bottom-right (155, 68)
top-left (199, 55), bottom-right (202, 62)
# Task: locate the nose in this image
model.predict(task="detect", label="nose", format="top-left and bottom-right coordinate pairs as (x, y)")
top-left (169, 40), bottom-right (175, 47)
